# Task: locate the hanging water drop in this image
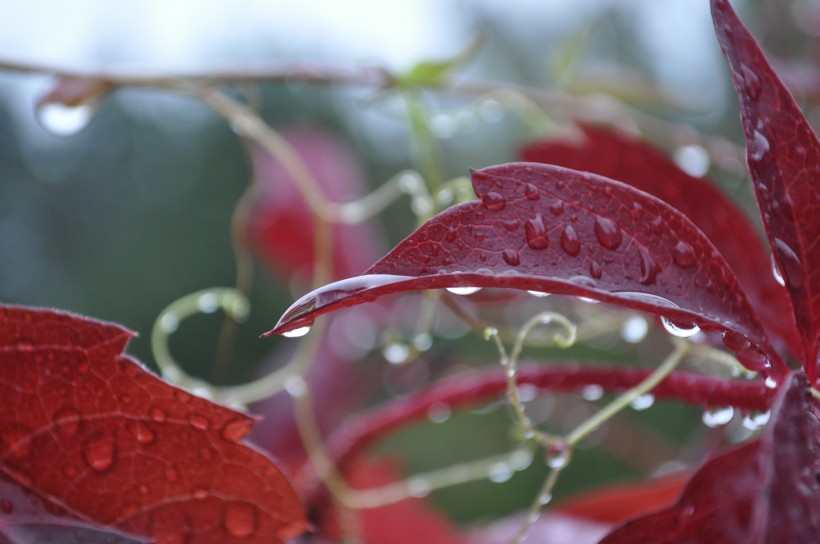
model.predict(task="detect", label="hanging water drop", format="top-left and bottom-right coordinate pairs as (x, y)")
top-left (36, 102), bottom-right (95, 137)
top-left (593, 216), bottom-right (622, 250)
top-left (282, 326), bottom-right (311, 338)
top-left (702, 406), bottom-right (734, 428)
top-left (527, 290), bottom-right (550, 298)
top-left (764, 375), bottom-right (777, 389)
top-left (446, 286), bottom-right (482, 296)
top-left (742, 410), bottom-right (771, 431)
top-left (545, 443), bottom-right (570, 469)
top-left (661, 317), bottom-right (700, 338)
top-left (483, 326), bottom-right (499, 340)
top-left (538, 492), bottom-right (553, 506)
top-left (559, 226), bottom-right (581, 256)
top-left (631, 393), bottom-right (655, 411)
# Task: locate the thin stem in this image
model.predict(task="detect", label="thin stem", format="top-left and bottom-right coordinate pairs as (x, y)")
top-left (403, 91), bottom-right (443, 194)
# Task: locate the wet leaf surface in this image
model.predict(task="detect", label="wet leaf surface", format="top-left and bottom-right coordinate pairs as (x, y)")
top-left (600, 372), bottom-right (820, 543)
top-left (712, 0), bottom-right (820, 372)
top-left (270, 163), bottom-right (783, 374)
top-left (0, 306), bottom-right (307, 544)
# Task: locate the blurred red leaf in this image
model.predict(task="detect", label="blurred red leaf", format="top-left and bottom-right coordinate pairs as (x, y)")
top-left (600, 372), bottom-right (820, 543)
top-left (712, 0), bottom-right (820, 375)
top-left (520, 126), bottom-right (801, 359)
top-left (248, 127), bottom-right (382, 283)
top-left (0, 305), bottom-right (307, 544)
top-left (269, 163), bottom-right (784, 374)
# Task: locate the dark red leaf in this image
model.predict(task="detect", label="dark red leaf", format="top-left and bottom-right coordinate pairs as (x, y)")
top-left (521, 126), bottom-right (801, 359)
top-left (269, 163), bottom-right (785, 374)
top-left (712, 0), bottom-right (820, 375)
top-left (0, 305), bottom-right (308, 543)
top-left (249, 127), bottom-right (383, 283)
top-left (0, 473), bottom-right (147, 544)
top-left (600, 371), bottom-right (820, 543)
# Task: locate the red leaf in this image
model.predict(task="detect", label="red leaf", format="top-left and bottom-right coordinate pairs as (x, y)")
top-left (520, 126), bottom-right (801, 359)
top-left (0, 305), bottom-right (308, 543)
top-left (600, 371), bottom-right (820, 543)
top-left (248, 127), bottom-right (383, 283)
top-left (712, 0), bottom-right (820, 374)
top-left (269, 163), bottom-right (784, 374)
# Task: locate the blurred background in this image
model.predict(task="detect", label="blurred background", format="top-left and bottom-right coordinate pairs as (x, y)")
top-left (0, 0), bottom-right (818, 526)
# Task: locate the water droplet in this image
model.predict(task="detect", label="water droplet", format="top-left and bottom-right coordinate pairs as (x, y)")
top-left (560, 226), bottom-right (581, 256)
top-left (569, 275), bottom-right (597, 288)
top-left (742, 410), bottom-right (771, 431)
top-left (545, 443), bottom-right (570, 469)
top-left (589, 261), bottom-right (603, 279)
top-left (488, 462), bottom-right (514, 483)
top-left (661, 317), bottom-right (700, 338)
top-left (36, 102), bottom-right (95, 136)
top-left (412, 333), bottom-right (433, 352)
top-left (149, 407), bottom-right (168, 423)
top-left (527, 290), bottom-right (550, 298)
top-left (53, 408), bottom-right (82, 437)
top-left (722, 331), bottom-right (751, 352)
top-left (524, 183), bottom-right (540, 200)
top-left (382, 341), bottom-right (410, 365)
top-left (426, 402), bottom-right (451, 424)
top-left (580, 384), bottom-right (604, 401)
top-left (406, 477), bottom-right (431, 498)
top-left (637, 247), bottom-right (659, 285)
top-left (159, 313), bottom-right (179, 333)
top-left (503, 249), bottom-right (521, 266)
top-left (501, 219), bottom-right (519, 231)
top-left (126, 420), bottom-right (156, 445)
top-left (187, 414), bottom-right (210, 431)
top-left (538, 492), bottom-right (553, 505)
top-left (631, 393), bottom-right (655, 411)
top-left (193, 488), bottom-right (209, 500)
top-left (702, 406), bottom-right (734, 428)
top-left (483, 326), bottom-right (499, 340)
top-left (481, 191), bottom-right (507, 211)
top-left (739, 63), bottom-right (762, 99)
top-left (764, 376), bottom-right (778, 389)
top-left (221, 417), bottom-right (253, 443)
top-left (772, 238), bottom-right (804, 288)
top-left (594, 217), bottom-right (622, 250)
top-left (282, 326), bottom-right (311, 338)
top-left (83, 432), bottom-right (116, 472)
top-left (621, 315), bottom-right (649, 343)
top-left (446, 286), bottom-right (481, 296)
top-left (223, 502), bottom-right (257, 539)
top-left (164, 464), bottom-right (179, 483)
top-left (284, 375), bottom-right (308, 397)
top-left (62, 464), bottom-right (78, 478)
top-left (750, 130), bottom-right (770, 161)
top-left (548, 200), bottom-right (564, 216)
top-left (196, 293), bottom-right (220, 314)
top-left (673, 145), bottom-right (711, 177)
top-left (770, 254), bottom-right (786, 286)
top-left (524, 214), bottom-right (549, 250)
top-left (650, 216), bottom-right (663, 235)
top-left (672, 241), bottom-right (696, 268)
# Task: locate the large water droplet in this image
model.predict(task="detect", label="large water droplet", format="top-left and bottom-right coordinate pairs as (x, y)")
top-left (126, 420), bottom-right (156, 446)
top-left (750, 130), bottom-right (770, 161)
top-left (660, 317), bottom-right (700, 338)
top-left (221, 417), bottom-right (253, 443)
top-left (772, 238), bottom-right (804, 288)
top-left (621, 315), bottom-right (648, 344)
top-left (560, 226), bottom-right (581, 256)
top-left (631, 393), bottom-right (655, 411)
top-left (672, 241), bottom-right (696, 268)
top-left (481, 191), bottom-right (507, 211)
top-left (36, 102), bottom-right (95, 137)
top-left (502, 249), bottom-right (521, 266)
top-left (524, 214), bottom-right (549, 250)
top-left (488, 462), bottom-right (514, 483)
top-left (223, 502), bottom-right (257, 539)
top-left (282, 326), bottom-right (311, 338)
top-left (742, 410), bottom-right (771, 431)
top-left (545, 443), bottom-right (570, 469)
top-left (739, 63), bottom-right (762, 99)
top-left (53, 408), bottom-right (82, 437)
top-left (764, 375), bottom-right (778, 389)
top-left (637, 247), bottom-right (659, 285)
top-left (702, 406), bottom-right (734, 428)
top-left (83, 432), bottom-right (116, 472)
top-left (446, 286), bottom-right (482, 295)
top-left (593, 217), bottom-right (622, 250)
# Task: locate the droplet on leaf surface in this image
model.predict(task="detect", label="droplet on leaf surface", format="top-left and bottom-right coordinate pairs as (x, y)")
top-left (223, 502), bottom-right (258, 539)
